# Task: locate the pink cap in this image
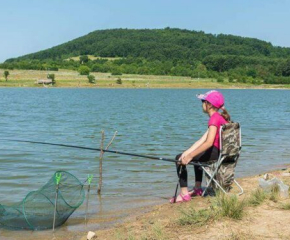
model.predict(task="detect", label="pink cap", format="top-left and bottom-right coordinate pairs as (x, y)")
top-left (196, 90), bottom-right (224, 109)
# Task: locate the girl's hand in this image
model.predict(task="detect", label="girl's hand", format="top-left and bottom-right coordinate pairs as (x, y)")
top-left (181, 154), bottom-right (192, 165)
top-left (179, 151), bottom-right (188, 161)
top-left (178, 152), bottom-right (189, 165)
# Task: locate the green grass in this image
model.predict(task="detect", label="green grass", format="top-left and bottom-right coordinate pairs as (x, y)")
top-left (178, 192), bottom-right (246, 227)
top-left (248, 186), bottom-right (280, 205)
top-left (178, 207), bottom-right (214, 226)
top-left (280, 202), bottom-right (290, 210)
top-left (248, 188), bottom-right (267, 206)
top-left (212, 192), bottom-right (246, 220)
top-left (269, 185), bottom-right (280, 203)
top-left (149, 223), bottom-right (168, 240)
top-left (115, 231), bottom-right (137, 240)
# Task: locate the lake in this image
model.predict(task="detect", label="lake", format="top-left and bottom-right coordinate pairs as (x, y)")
top-left (0, 88), bottom-right (289, 237)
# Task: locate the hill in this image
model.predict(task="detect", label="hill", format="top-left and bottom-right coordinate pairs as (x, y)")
top-left (5, 28), bottom-right (290, 61)
top-left (1, 28), bottom-right (290, 84)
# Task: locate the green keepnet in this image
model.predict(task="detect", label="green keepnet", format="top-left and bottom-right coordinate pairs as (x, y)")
top-left (0, 171), bottom-right (85, 230)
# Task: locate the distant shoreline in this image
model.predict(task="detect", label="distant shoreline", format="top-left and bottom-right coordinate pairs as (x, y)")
top-left (0, 86), bottom-right (289, 90)
top-left (0, 69), bottom-right (289, 89)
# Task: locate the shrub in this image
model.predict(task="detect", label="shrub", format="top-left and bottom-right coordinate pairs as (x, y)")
top-left (80, 55), bottom-right (89, 64)
top-left (116, 78), bottom-right (122, 84)
top-left (46, 65), bottom-right (58, 71)
top-left (91, 64), bottom-right (102, 72)
top-left (47, 73), bottom-right (56, 85)
top-left (4, 70), bottom-right (9, 81)
top-left (217, 76), bottom-right (224, 83)
top-left (111, 69), bottom-right (122, 75)
top-left (78, 66), bottom-right (90, 75)
top-left (256, 79), bottom-right (262, 85)
top-left (246, 77), bottom-right (254, 84)
top-left (228, 76), bottom-right (234, 83)
top-left (237, 76), bottom-right (247, 83)
top-left (87, 74), bottom-right (95, 83)
top-left (246, 69), bottom-right (257, 78)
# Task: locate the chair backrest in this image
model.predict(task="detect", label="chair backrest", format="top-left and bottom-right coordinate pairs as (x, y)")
top-left (220, 122), bottom-right (241, 158)
top-left (204, 122), bottom-right (242, 192)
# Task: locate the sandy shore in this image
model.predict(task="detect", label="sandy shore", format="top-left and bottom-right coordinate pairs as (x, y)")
top-left (83, 167), bottom-right (290, 240)
top-left (3, 166), bottom-right (290, 240)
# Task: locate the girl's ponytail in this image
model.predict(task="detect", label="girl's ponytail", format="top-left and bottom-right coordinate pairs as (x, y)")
top-left (221, 107), bottom-right (231, 122)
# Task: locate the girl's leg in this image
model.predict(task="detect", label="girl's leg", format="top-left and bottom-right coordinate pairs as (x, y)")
top-left (176, 164), bottom-right (189, 194)
top-left (191, 147), bottom-right (219, 190)
top-left (175, 154), bottom-right (189, 198)
top-left (194, 165), bottom-right (203, 189)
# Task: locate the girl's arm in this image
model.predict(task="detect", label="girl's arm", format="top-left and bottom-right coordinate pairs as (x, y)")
top-left (183, 130), bottom-right (209, 155)
top-left (181, 125), bottom-right (217, 165)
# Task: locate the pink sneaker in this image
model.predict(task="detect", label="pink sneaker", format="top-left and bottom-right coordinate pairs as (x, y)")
top-left (169, 193), bottom-right (191, 204)
top-left (189, 188), bottom-right (203, 197)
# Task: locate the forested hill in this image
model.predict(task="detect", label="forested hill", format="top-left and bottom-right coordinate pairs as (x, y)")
top-left (2, 28), bottom-right (290, 84)
top-left (5, 28), bottom-right (290, 61)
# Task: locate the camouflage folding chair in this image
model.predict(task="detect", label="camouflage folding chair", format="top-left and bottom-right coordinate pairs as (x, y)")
top-left (201, 122), bottom-right (244, 196)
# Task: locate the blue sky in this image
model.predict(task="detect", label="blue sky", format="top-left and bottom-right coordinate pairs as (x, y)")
top-left (0, 0), bottom-right (289, 62)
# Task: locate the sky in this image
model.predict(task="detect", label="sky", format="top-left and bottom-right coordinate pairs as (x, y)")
top-left (0, 0), bottom-right (290, 62)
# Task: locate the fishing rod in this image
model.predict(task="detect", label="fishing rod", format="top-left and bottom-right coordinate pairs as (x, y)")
top-left (0, 139), bottom-right (205, 166)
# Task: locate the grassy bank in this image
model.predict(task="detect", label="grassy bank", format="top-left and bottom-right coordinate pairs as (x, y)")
top-left (0, 69), bottom-right (289, 89)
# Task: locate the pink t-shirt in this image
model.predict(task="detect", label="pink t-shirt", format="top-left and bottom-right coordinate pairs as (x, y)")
top-left (208, 112), bottom-right (228, 149)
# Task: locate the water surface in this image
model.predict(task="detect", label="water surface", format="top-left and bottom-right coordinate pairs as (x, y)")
top-left (0, 88), bottom-right (289, 237)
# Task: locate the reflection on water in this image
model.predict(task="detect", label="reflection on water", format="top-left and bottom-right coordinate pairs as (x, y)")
top-left (0, 88), bottom-right (289, 237)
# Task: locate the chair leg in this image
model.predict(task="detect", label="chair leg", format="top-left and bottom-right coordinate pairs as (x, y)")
top-left (234, 179), bottom-right (244, 195)
top-left (202, 166), bottom-right (217, 196)
top-left (202, 166), bottom-right (227, 196)
top-left (203, 176), bottom-right (227, 196)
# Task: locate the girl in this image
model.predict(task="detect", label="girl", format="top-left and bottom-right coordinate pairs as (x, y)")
top-left (170, 90), bottom-right (231, 203)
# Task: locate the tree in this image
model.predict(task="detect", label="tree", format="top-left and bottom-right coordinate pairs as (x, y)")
top-left (237, 76), bottom-right (247, 83)
top-left (4, 70), bottom-right (9, 81)
top-left (78, 66), bottom-right (90, 75)
top-left (281, 59), bottom-right (290, 77)
top-left (196, 63), bottom-right (207, 72)
top-left (47, 73), bottom-right (56, 85)
top-left (111, 69), bottom-right (122, 75)
top-left (87, 74), bottom-right (95, 83)
top-left (246, 68), bottom-right (257, 78)
top-left (80, 55), bottom-right (89, 64)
